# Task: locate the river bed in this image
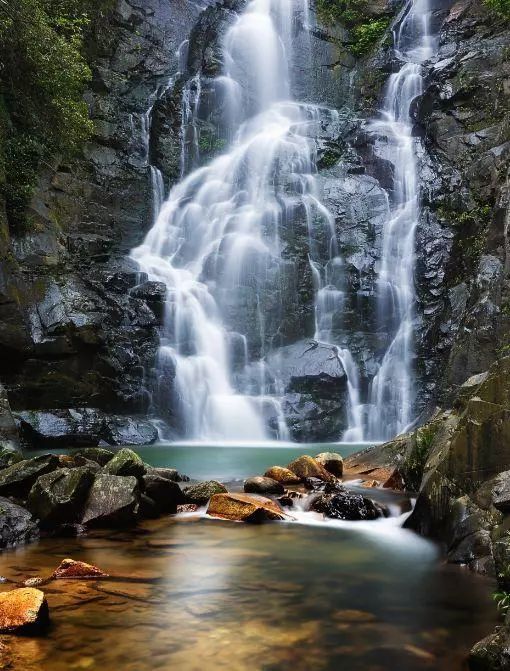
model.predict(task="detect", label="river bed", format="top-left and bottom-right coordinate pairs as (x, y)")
top-left (0, 444), bottom-right (497, 670)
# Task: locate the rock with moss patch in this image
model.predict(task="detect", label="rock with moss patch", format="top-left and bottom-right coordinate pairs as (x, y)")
top-left (102, 448), bottom-right (146, 479)
top-left (0, 497), bottom-right (39, 548)
top-left (27, 467), bottom-right (95, 526)
top-left (263, 466), bottom-right (301, 484)
top-left (74, 447), bottom-right (114, 466)
top-left (183, 481), bottom-right (228, 506)
top-left (244, 476), bottom-right (285, 496)
top-left (0, 455), bottom-right (59, 498)
top-left (82, 474), bottom-right (140, 526)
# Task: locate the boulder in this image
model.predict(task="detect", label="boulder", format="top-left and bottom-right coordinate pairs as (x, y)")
top-left (147, 467), bottom-right (190, 483)
top-left (74, 447), bottom-right (114, 466)
top-left (56, 454), bottom-right (100, 471)
top-left (0, 588), bottom-right (49, 633)
top-left (315, 452), bottom-right (344, 477)
top-left (0, 385), bottom-right (20, 452)
top-left (244, 476), bottom-right (285, 496)
top-left (0, 447), bottom-right (23, 470)
top-left (103, 448), bottom-right (146, 479)
top-left (310, 489), bottom-right (382, 521)
top-left (27, 467), bottom-right (95, 526)
top-left (102, 416), bottom-right (158, 446)
top-left (491, 471), bottom-right (510, 512)
top-left (0, 454), bottom-right (59, 498)
top-left (142, 474), bottom-right (185, 513)
top-left (82, 474), bottom-right (139, 526)
top-left (52, 558), bottom-right (108, 579)
top-left (207, 493), bottom-right (286, 522)
top-left (469, 626), bottom-right (510, 670)
top-left (177, 503), bottom-right (198, 513)
top-left (184, 480), bottom-right (227, 506)
top-left (286, 455), bottom-right (334, 483)
top-left (0, 497), bottom-right (39, 548)
top-left (263, 466), bottom-right (301, 484)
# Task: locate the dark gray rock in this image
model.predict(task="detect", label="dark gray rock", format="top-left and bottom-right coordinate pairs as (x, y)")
top-left (0, 497), bottom-right (39, 548)
top-left (27, 466), bottom-right (95, 526)
top-left (0, 455), bottom-right (59, 498)
top-left (184, 480), bottom-right (227, 506)
top-left (491, 471), bottom-right (510, 513)
top-left (74, 447), bottom-right (115, 466)
top-left (82, 474), bottom-right (140, 526)
top-left (0, 384), bottom-right (20, 452)
top-left (142, 474), bottom-right (185, 513)
top-left (244, 477), bottom-right (285, 496)
top-left (310, 488), bottom-right (381, 521)
top-left (147, 466), bottom-right (190, 483)
top-left (102, 448), bottom-right (146, 478)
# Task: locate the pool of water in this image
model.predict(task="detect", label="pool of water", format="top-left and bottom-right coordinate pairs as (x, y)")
top-left (5, 444), bottom-right (495, 671)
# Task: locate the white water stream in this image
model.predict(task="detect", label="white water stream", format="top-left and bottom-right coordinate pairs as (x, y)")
top-left (131, 0), bottom-right (437, 443)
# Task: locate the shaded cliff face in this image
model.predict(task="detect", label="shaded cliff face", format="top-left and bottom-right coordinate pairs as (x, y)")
top-left (0, 0), bottom-right (508, 447)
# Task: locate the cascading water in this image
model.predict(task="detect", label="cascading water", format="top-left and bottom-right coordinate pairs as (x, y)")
top-left (365, 0), bottom-right (437, 440)
top-left (131, 0), bottom-right (341, 441)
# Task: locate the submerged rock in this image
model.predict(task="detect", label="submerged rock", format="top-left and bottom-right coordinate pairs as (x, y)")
top-left (52, 558), bottom-right (108, 580)
top-left (0, 588), bottom-right (49, 633)
top-left (315, 452), bottom-right (344, 477)
top-left (184, 481), bottom-right (228, 506)
top-left (82, 474), bottom-right (139, 526)
top-left (263, 466), bottom-right (301, 484)
top-left (286, 456), bottom-right (334, 483)
top-left (207, 493), bottom-right (286, 522)
top-left (310, 489), bottom-right (381, 521)
top-left (0, 454), bottom-right (59, 498)
top-left (27, 467), bottom-right (94, 526)
top-left (0, 497), bottom-right (39, 548)
top-left (103, 448), bottom-right (146, 479)
top-left (244, 476), bottom-right (284, 496)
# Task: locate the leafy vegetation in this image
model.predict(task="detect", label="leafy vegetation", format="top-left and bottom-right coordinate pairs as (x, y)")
top-left (0, 0), bottom-right (112, 229)
top-left (493, 590), bottom-right (510, 616)
top-left (405, 425), bottom-right (437, 491)
top-left (484, 0), bottom-right (510, 19)
top-left (315, 0), bottom-right (391, 57)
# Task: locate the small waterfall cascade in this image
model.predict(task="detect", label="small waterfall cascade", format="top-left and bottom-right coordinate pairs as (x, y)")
top-left (131, 0), bottom-right (343, 441)
top-left (365, 0), bottom-right (437, 440)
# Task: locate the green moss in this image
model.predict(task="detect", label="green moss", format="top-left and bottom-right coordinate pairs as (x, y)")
top-left (406, 425), bottom-right (437, 491)
top-left (484, 0), bottom-right (510, 19)
top-left (0, 0), bottom-right (113, 231)
top-left (198, 132), bottom-right (227, 155)
top-left (350, 18), bottom-right (391, 57)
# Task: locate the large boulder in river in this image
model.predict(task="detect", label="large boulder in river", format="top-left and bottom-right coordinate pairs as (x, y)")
top-left (147, 467), bottom-right (190, 483)
top-left (315, 452), bottom-right (344, 477)
top-left (310, 489), bottom-right (381, 521)
top-left (244, 476), bottom-right (284, 496)
top-left (264, 466), bottom-right (301, 485)
top-left (142, 474), bottom-right (185, 513)
top-left (27, 467), bottom-right (95, 526)
top-left (103, 448), bottom-right (146, 479)
top-left (0, 455), bottom-right (59, 498)
top-left (207, 493), bottom-right (286, 522)
top-left (82, 474), bottom-right (139, 526)
top-left (0, 497), bottom-right (39, 548)
top-left (0, 588), bottom-right (49, 633)
top-left (184, 481), bottom-right (227, 506)
top-left (286, 455), bottom-right (334, 483)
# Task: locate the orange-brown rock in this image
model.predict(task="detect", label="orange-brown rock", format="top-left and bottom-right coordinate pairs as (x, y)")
top-left (52, 558), bottom-right (109, 580)
top-left (286, 456), bottom-right (334, 482)
top-left (263, 466), bottom-right (301, 484)
top-left (315, 452), bottom-right (344, 477)
top-left (382, 468), bottom-right (405, 491)
top-left (0, 588), bottom-right (49, 633)
top-left (206, 493), bottom-right (286, 522)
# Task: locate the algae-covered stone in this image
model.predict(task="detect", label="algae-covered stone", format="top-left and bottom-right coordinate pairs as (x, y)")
top-left (0, 588), bottom-right (49, 633)
top-left (0, 454), bottom-right (59, 498)
top-left (74, 447), bottom-right (114, 466)
top-left (263, 466), bottom-right (301, 484)
top-left (469, 625), bottom-right (510, 670)
top-left (27, 467), bottom-right (94, 525)
top-left (315, 452), bottom-right (344, 477)
top-left (0, 497), bottom-right (39, 548)
top-left (82, 474), bottom-right (139, 526)
top-left (244, 476), bottom-right (284, 495)
top-left (184, 480), bottom-right (227, 506)
top-left (286, 455), bottom-right (334, 482)
top-left (103, 448), bottom-right (146, 479)
top-left (207, 493), bottom-right (286, 522)
top-left (147, 466), bottom-right (190, 483)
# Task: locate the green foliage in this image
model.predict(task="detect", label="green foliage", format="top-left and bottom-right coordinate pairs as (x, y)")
top-left (315, 0), bottom-right (391, 58)
top-left (350, 19), bottom-right (391, 57)
top-left (406, 425), bottom-right (437, 491)
top-left (198, 132), bottom-right (227, 154)
top-left (493, 590), bottom-right (510, 615)
top-left (484, 0), bottom-right (510, 19)
top-left (0, 0), bottom-right (111, 229)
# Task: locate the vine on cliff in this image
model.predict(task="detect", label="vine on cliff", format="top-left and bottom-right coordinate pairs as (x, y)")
top-left (0, 0), bottom-right (112, 230)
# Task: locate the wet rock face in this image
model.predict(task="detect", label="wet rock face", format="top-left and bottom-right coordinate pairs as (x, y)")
top-left (81, 474), bottom-right (140, 527)
top-left (27, 467), bottom-right (96, 527)
top-left (310, 489), bottom-right (382, 521)
top-left (183, 481), bottom-right (228, 506)
top-left (0, 497), bottom-right (39, 549)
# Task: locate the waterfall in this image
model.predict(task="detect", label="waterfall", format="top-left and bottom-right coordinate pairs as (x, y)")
top-left (131, 0), bottom-right (340, 441)
top-left (366, 0), bottom-right (436, 440)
